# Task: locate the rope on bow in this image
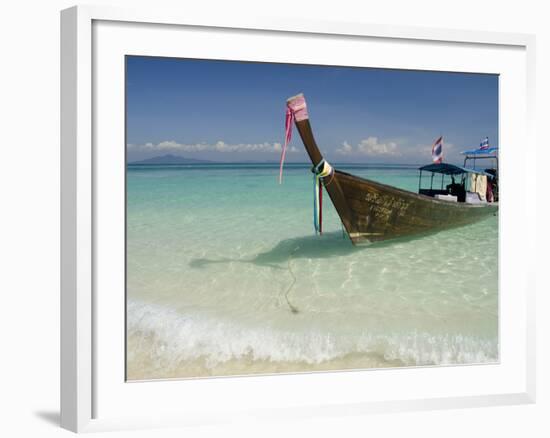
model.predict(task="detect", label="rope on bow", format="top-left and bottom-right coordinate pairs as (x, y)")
top-left (312, 159), bottom-right (333, 234)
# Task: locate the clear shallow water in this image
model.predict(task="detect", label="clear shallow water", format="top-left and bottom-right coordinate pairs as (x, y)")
top-left (126, 163), bottom-right (498, 380)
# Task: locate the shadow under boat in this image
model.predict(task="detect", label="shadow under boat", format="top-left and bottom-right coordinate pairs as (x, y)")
top-left (189, 232), bottom-right (353, 270)
top-left (188, 228), bottom-right (453, 270)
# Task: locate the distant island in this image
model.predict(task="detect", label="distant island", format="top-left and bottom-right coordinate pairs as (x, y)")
top-left (130, 154), bottom-right (214, 164)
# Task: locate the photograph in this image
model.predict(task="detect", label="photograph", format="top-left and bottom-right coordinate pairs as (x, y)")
top-left (125, 56), bottom-right (499, 380)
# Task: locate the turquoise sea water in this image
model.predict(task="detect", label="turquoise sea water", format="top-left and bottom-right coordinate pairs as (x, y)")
top-left (126, 163), bottom-right (498, 380)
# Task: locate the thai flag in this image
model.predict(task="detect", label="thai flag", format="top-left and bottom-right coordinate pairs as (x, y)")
top-left (432, 136), bottom-right (443, 163)
top-left (479, 137), bottom-right (489, 150)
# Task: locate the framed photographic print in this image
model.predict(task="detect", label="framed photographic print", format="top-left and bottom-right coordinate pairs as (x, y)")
top-left (61, 4), bottom-right (536, 433)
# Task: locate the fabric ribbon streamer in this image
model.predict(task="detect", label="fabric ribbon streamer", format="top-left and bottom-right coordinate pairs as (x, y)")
top-left (280, 95), bottom-right (308, 184)
top-left (279, 107), bottom-right (295, 184)
top-left (312, 159), bottom-right (333, 234)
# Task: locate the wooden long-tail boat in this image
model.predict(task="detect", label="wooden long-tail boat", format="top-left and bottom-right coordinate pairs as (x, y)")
top-left (286, 93), bottom-right (498, 245)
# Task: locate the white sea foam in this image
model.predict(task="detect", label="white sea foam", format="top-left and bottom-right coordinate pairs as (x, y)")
top-left (127, 299), bottom-right (498, 371)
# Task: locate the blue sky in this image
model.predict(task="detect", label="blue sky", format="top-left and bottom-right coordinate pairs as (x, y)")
top-left (126, 56), bottom-right (498, 164)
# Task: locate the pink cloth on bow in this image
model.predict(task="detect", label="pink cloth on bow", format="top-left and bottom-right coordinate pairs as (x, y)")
top-left (279, 94), bottom-right (309, 183)
top-left (287, 94), bottom-right (309, 121)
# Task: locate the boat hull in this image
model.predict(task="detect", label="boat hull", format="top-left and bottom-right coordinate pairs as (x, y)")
top-left (332, 170), bottom-right (498, 244)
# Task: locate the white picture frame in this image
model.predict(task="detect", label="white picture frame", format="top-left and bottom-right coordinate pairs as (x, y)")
top-left (60, 4), bottom-right (536, 433)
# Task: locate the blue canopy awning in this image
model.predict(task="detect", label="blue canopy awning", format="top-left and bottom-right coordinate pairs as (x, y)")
top-left (418, 162), bottom-right (492, 176)
top-left (460, 147), bottom-right (499, 156)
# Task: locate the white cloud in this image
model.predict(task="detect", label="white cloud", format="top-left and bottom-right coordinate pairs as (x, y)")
top-left (336, 141), bottom-right (354, 155)
top-left (128, 140), bottom-right (293, 154)
top-left (335, 137), bottom-right (401, 156)
top-left (357, 137), bottom-right (400, 156)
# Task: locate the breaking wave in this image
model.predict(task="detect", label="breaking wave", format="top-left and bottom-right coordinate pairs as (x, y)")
top-left (127, 299), bottom-right (498, 376)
